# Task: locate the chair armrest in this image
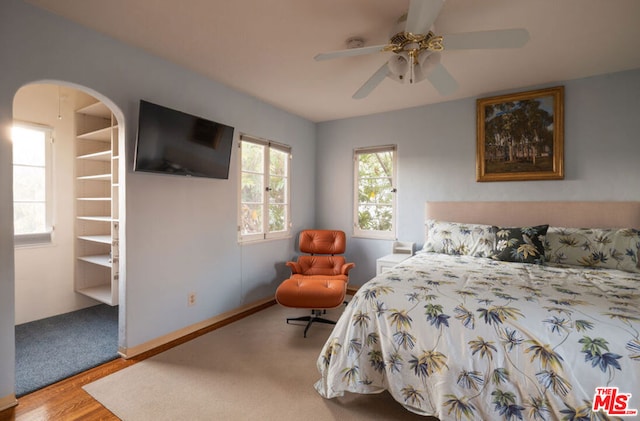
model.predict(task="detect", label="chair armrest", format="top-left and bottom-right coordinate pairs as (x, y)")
top-left (286, 261), bottom-right (302, 274)
top-left (340, 262), bottom-right (355, 276)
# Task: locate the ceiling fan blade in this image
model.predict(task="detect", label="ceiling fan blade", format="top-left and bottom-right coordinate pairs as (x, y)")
top-left (314, 44), bottom-right (389, 61)
top-left (405, 0), bottom-right (445, 35)
top-left (443, 28), bottom-right (530, 50)
top-left (353, 63), bottom-right (390, 99)
top-left (426, 62), bottom-right (458, 96)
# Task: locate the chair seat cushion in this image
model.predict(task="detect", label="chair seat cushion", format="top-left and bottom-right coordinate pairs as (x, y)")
top-left (275, 277), bottom-right (347, 309)
top-left (288, 274), bottom-right (348, 282)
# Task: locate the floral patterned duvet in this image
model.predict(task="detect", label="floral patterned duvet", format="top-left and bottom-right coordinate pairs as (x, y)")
top-left (315, 252), bottom-right (640, 420)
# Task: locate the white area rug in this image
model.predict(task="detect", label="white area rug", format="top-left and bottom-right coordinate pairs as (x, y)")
top-left (84, 304), bottom-right (434, 420)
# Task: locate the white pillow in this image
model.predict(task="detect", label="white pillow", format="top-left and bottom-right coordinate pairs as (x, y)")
top-left (423, 219), bottom-right (496, 258)
top-left (545, 227), bottom-right (640, 272)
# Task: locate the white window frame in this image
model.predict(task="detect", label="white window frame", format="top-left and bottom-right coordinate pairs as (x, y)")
top-left (12, 121), bottom-right (54, 247)
top-left (238, 134), bottom-right (292, 243)
top-left (353, 145), bottom-right (397, 240)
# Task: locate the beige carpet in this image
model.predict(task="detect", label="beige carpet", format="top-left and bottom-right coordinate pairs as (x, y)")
top-left (84, 304), bottom-right (437, 420)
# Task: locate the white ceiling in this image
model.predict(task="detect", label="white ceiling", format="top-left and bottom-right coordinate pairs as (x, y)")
top-left (25, 0), bottom-right (640, 122)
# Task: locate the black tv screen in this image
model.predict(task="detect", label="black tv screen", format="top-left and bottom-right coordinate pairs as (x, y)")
top-left (134, 100), bottom-right (235, 179)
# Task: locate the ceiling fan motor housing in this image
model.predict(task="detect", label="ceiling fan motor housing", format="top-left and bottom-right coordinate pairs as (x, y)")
top-left (388, 31), bottom-right (443, 54)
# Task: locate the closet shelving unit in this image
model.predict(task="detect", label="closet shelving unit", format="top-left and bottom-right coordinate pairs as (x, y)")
top-left (74, 101), bottom-right (120, 305)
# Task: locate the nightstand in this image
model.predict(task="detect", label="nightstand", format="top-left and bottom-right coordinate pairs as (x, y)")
top-left (376, 241), bottom-right (415, 275)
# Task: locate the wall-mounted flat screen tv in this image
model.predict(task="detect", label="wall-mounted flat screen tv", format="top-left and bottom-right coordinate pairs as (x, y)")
top-left (134, 100), bottom-right (235, 179)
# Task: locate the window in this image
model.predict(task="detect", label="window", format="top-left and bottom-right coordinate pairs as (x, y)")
top-left (12, 123), bottom-right (53, 246)
top-left (239, 134), bottom-right (291, 242)
top-left (353, 145), bottom-right (397, 239)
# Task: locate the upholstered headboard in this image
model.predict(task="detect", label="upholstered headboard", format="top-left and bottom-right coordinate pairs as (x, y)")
top-left (425, 201), bottom-right (640, 229)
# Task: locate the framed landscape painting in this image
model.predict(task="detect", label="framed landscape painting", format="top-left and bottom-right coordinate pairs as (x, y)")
top-left (476, 86), bottom-right (564, 182)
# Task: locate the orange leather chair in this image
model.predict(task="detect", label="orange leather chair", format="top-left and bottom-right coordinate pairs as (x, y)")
top-left (275, 230), bottom-right (355, 337)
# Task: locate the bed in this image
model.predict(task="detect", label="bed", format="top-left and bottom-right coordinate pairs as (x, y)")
top-left (315, 202), bottom-right (640, 420)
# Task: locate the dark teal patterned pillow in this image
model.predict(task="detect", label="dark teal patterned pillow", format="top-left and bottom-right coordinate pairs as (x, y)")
top-left (491, 225), bottom-right (549, 264)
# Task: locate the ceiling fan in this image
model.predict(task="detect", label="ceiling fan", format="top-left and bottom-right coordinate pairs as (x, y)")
top-left (314, 0), bottom-right (529, 99)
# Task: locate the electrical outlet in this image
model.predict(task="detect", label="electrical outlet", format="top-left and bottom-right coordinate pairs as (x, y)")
top-left (188, 292), bottom-right (196, 307)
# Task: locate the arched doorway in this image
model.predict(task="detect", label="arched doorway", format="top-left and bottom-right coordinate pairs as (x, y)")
top-left (12, 81), bottom-right (125, 396)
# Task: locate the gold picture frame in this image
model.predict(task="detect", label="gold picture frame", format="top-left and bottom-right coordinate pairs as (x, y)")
top-left (476, 86), bottom-right (564, 182)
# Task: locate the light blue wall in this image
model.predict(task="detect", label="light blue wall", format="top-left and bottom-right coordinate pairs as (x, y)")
top-left (0, 0), bottom-right (315, 400)
top-left (316, 69), bottom-right (640, 286)
top-left (1, 0), bottom-right (639, 404)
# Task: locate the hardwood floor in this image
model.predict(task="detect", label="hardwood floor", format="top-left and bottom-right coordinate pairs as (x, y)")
top-left (0, 300), bottom-right (275, 421)
top-left (0, 358), bottom-right (130, 421)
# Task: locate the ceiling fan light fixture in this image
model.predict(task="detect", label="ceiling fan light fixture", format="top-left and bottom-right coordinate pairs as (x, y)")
top-left (316, 0), bottom-right (526, 99)
top-left (387, 52), bottom-right (409, 80)
top-left (420, 51), bottom-right (440, 72)
top-left (410, 51), bottom-right (439, 84)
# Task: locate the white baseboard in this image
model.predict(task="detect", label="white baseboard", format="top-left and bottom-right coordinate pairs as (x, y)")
top-left (0, 394), bottom-right (18, 411)
top-left (118, 296), bottom-right (275, 358)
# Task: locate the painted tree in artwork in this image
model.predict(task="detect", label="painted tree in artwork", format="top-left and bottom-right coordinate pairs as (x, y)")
top-left (483, 97), bottom-right (554, 172)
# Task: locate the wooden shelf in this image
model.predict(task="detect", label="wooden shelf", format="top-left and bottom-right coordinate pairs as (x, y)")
top-left (76, 102), bottom-right (110, 118)
top-left (78, 235), bottom-right (111, 244)
top-left (77, 216), bottom-right (112, 222)
top-left (77, 197), bottom-right (111, 201)
top-left (78, 254), bottom-right (111, 267)
top-left (77, 126), bottom-right (112, 142)
top-left (78, 150), bottom-right (111, 161)
top-left (78, 174), bottom-right (111, 181)
top-left (75, 100), bottom-right (119, 306)
top-left (76, 285), bottom-right (113, 304)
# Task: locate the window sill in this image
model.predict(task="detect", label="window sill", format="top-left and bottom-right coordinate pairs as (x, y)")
top-left (352, 231), bottom-right (396, 241)
top-left (239, 234), bottom-right (292, 245)
top-left (14, 232), bottom-right (53, 248)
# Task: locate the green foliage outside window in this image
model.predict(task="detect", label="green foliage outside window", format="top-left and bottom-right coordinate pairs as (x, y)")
top-left (356, 149), bottom-right (394, 232)
top-left (240, 139), bottom-right (289, 238)
top-left (240, 142), bottom-right (264, 235)
top-left (268, 148), bottom-right (288, 233)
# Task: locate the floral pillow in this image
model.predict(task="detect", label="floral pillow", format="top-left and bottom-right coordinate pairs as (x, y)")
top-left (423, 219), bottom-right (496, 257)
top-left (490, 225), bottom-right (548, 264)
top-left (545, 227), bottom-right (640, 273)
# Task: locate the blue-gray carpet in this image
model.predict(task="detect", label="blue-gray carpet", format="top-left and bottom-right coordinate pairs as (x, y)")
top-left (15, 304), bottom-right (119, 397)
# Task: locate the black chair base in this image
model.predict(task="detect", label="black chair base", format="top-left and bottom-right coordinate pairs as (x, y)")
top-left (286, 309), bottom-right (336, 338)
